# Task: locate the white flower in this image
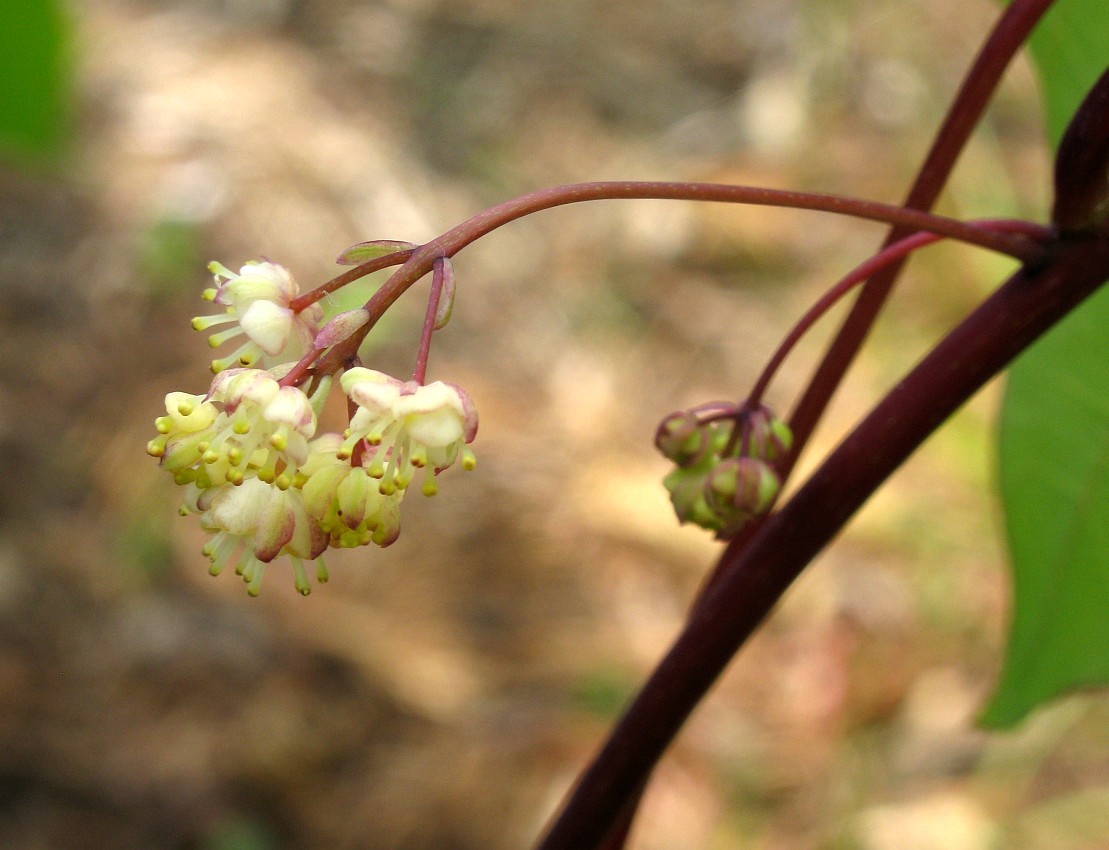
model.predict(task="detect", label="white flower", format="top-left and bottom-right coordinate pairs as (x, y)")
top-left (339, 368), bottom-right (478, 496)
top-left (192, 261), bottom-right (324, 372)
top-left (199, 479), bottom-right (329, 596)
top-left (393, 381), bottom-right (476, 473)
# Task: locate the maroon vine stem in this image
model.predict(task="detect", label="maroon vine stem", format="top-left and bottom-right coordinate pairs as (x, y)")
top-left (745, 219), bottom-right (1052, 409)
top-left (534, 221), bottom-right (1109, 850)
top-left (277, 346), bottom-right (323, 389)
top-left (300, 178), bottom-right (1049, 388)
top-left (683, 0), bottom-right (1059, 786)
top-left (781, 0), bottom-right (1057, 479)
top-left (592, 2), bottom-right (1057, 844)
top-left (298, 6), bottom-right (1056, 844)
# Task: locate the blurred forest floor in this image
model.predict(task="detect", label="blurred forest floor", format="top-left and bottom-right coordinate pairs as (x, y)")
top-left (0, 0), bottom-right (1106, 848)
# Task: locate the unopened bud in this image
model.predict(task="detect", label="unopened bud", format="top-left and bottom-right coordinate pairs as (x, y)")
top-left (314, 309), bottom-right (369, 350)
top-left (433, 257), bottom-right (456, 330)
top-left (655, 411), bottom-right (709, 467)
top-left (743, 407), bottom-right (793, 462)
top-left (662, 463), bottom-right (722, 531)
top-left (703, 457), bottom-right (780, 534)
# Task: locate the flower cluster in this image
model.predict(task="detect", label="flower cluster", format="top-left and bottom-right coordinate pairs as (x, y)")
top-left (193, 261), bottom-right (324, 373)
top-left (150, 260), bottom-right (477, 595)
top-left (656, 403), bottom-right (791, 538)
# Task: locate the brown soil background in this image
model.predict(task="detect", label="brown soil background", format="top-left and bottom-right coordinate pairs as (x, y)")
top-left (0, 1), bottom-right (1105, 848)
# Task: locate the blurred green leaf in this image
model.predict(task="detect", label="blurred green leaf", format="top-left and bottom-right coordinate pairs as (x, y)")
top-left (1015, 0), bottom-right (1109, 146)
top-left (115, 507), bottom-right (175, 582)
top-left (0, 0), bottom-right (70, 162)
top-left (984, 1), bottom-right (1109, 727)
top-left (138, 217), bottom-right (204, 299)
top-left (985, 288), bottom-right (1109, 727)
top-left (203, 816), bottom-right (279, 850)
top-left (569, 666), bottom-right (638, 719)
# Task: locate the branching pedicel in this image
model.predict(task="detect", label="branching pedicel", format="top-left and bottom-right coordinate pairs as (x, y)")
top-left (148, 190), bottom-right (1045, 597)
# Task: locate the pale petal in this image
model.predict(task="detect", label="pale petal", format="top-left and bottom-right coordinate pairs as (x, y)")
top-left (307, 520), bottom-right (329, 560)
top-left (289, 434), bottom-right (312, 468)
top-left (239, 299), bottom-right (294, 356)
top-left (349, 379), bottom-right (402, 413)
top-left (282, 490), bottom-right (317, 559)
top-left (253, 488), bottom-right (296, 561)
top-left (337, 468), bottom-right (370, 529)
top-left (342, 368), bottom-right (403, 412)
top-left (251, 261), bottom-right (298, 301)
top-left (301, 462), bottom-right (350, 519)
top-left (206, 367), bottom-right (247, 401)
top-left (393, 381), bottom-right (464, 417)
top-left (204, 479), bottom-right (271, 537)
top-left (226, 370), bottom-right (280, 408)
top-left (264, 386), bottom-right (316, 433)
top-left (404, 407), bottom-right (464, 447)
top-left (372, 492), bottom-right (404, 547)
top-left (442, 381), bottom-right (479, 441)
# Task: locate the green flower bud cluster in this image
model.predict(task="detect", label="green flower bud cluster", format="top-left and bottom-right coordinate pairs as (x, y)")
top-left (656, 404), bottom-right (792, 538)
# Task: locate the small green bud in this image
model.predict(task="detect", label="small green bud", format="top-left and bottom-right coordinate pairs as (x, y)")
top-left (433, 257), bottom-right (456, 330)
top-left (655, 411), bottom-right (709, 467)
top-left (662, 460), bottom-right (723, 532)
top-left (703, 457), bottom-right (781, 536)
top-left (743, 407), bottom-right (793, 462)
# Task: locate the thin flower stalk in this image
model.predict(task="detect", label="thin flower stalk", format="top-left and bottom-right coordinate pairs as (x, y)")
top-left (782, 0), bottom-right (1057, 479)
top-left (413, 257), bottom-right (448, 385)
top-left (287, 247), bottom-right (416, 314)
top-left (743, 218), bottom-right (1054, 412)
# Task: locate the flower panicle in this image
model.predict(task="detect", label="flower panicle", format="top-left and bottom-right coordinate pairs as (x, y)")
top-left (150, 256), bottom-right (478, 596)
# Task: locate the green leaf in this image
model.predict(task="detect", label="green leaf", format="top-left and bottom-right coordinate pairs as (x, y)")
top-left (0, 0), bottom-right (70, 162)
top-left (984, 0), bottom-right (1109, 727)
top-left (1016, 0), bottom-right (1109, 147)
top-left (984, 287), bottom-right (1109, 727)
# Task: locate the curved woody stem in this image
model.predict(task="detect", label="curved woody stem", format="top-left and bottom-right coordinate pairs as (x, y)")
top-left (544, 1), bottom-right (1058, 846)
top-left (535, 216), bottom-right (1109, 850)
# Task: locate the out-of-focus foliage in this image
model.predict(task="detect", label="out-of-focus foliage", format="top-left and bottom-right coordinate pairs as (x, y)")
top-left (988, 286), bottom-right (1109, 727)
top-left (0, 0), bottom-right (70, 162)
top-left (1016, 0), bottom-right (1109, 147)
top-left (987, 0), bottom-right (1109, 727)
